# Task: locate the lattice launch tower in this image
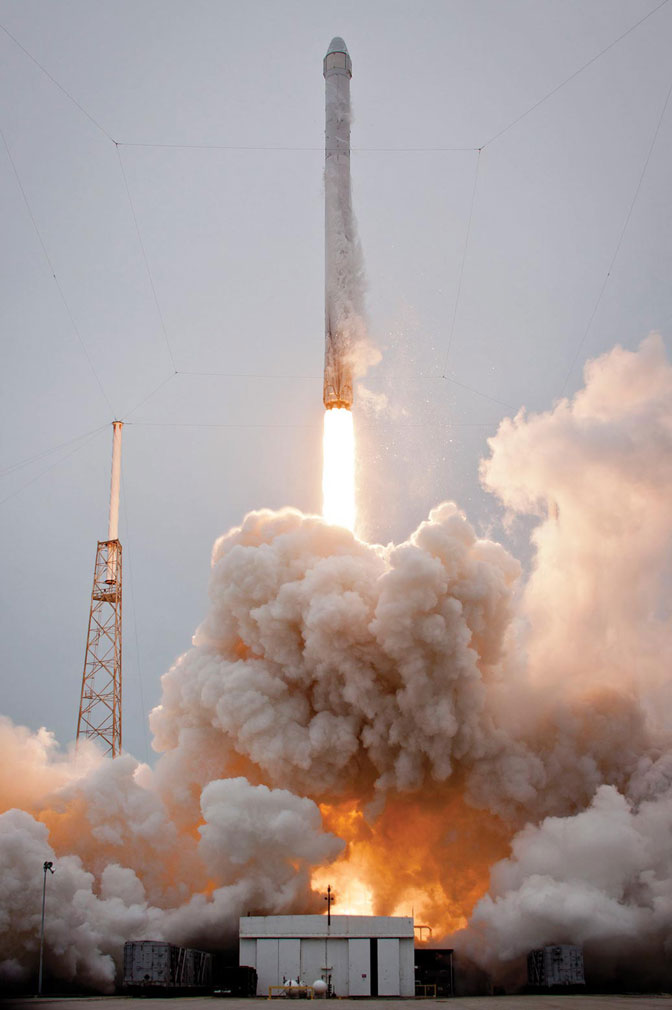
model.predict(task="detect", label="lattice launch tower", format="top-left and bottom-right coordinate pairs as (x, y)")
top-left (76, 421), bottom-right (123, 756)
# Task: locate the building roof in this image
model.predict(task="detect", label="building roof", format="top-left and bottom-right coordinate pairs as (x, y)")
top-left (240, 914), bottom-right (414, 939)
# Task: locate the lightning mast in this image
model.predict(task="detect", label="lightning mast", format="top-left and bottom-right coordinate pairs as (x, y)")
top-left (76, 421), bottom-right (123, 756)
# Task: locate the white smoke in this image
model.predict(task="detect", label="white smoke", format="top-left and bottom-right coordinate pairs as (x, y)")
top-left (150, 502), bottom-right (520, 801)
top-left (0, 720), bottom-right (342, 989)
top-left (468, 783), bottom-right (672, 973)
top-left (463, 333), bottom-right (672, 981)
top-left (356, 383), bottom-right (389, 414)
top-left (2, 334), bottom-right (672, 991)
top-left (0, 716), bottom-right (100, 812)
top-left (0, 808), bottom-right (153, 991)
top-left (481, 333), bottom-right (672, 714)
top-left (157, 778), bottom-right (344, 950)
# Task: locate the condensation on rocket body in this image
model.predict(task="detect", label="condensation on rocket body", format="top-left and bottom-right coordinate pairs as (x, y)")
top-left (323, 37), bottom-right (355, 411)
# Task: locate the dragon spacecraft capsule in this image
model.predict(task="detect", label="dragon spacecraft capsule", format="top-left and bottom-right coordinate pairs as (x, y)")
top-left (323, 36), bottom-right (354, 411)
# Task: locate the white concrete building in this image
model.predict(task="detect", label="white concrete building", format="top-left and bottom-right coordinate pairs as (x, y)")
top-left (239, 914), bottom-right (415, 997)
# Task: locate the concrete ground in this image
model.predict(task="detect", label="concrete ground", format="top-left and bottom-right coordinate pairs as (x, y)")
top-left (4, 997), bottom-right (672, 1009)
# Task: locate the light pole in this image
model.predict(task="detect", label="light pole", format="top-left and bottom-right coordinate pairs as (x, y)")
top-left (324, 884), bottom-right (336, 926)
top-left (323, 886), bottom-right (335, 999)
top-left (38, 861), bottom-right (54, 996)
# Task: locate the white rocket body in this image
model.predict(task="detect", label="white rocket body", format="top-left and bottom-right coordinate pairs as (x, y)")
top-left (323, 37), bottom-right (354, 410)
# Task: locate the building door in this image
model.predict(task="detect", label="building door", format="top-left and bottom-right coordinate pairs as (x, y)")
top-left (279, 939), bottom-right (301, 984)
top-left (348, 938), bottom-right (370, 996)
top-left (256, 940), bottom-right (279, 994)
top-left (377, 937), bottom-right (400, 995)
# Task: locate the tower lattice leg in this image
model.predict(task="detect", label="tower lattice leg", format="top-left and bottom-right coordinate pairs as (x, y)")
top-left (77, 539), bottom-right (122, 756)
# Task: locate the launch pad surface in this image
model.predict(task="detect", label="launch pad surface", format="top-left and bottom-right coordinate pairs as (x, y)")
top-left (5, 995), bottom-right (672, 1009)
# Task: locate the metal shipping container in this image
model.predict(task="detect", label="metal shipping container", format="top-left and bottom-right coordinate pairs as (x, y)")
top-left (213, 965), bottom-right (258, 997)
top-left (123, 940), bottom-right (212, 993)
top-left (527, 945), bottom-right (585, 987)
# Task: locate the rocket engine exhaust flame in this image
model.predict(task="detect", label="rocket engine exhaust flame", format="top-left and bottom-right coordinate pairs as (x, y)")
top-left (322, 407), bottom-right (356, 531)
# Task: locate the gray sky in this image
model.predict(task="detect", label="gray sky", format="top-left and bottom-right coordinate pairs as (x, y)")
top-left (1, 0), bottom-right (671, 762)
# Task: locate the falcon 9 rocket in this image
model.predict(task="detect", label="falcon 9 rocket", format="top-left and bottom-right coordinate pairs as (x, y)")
top-left (323, 36), bottom-right (356, 411)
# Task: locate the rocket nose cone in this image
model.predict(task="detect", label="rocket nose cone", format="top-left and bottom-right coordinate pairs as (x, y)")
top-left (326, 36), bottom-right (349, 56)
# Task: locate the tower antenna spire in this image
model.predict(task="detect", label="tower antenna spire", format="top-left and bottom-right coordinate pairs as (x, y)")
top-left (76, 421), bottom-right (123, 756)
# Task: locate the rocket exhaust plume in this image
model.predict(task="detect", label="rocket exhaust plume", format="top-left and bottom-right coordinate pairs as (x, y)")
top-left (1, 334), bottom-right (668, 995)
top-left (322, 407), bottom-right (355, 530)
top-left (321, 37), bottom-right (366, 532)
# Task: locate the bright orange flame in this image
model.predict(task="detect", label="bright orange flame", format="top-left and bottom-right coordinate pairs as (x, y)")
top-left (322, 408), bottom-right (355, 531)
top-left (312, 864), bottom-right (374, 916)
top-left (311, 792), bottom-right (509, 938)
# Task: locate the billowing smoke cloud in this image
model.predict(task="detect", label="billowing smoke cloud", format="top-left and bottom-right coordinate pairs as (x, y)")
top-left (482, 333), bottom-right (672, 715)
top-left (0, 717), bottom-right (100, 812)
top-left (467, 782), bottom-right (672, 985)
top-left (0, 807), bottom-right (153, 990)
top-left (463, 333), bottom-right (672, 981)
top-left (2, 334), bottom-right (672, 992)
top-left (472, 335), bottom-right (672, 821)
top-left (151, 502), bottom-right (520, 803)
top-left (0, 722), bottom-right (342, 989)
